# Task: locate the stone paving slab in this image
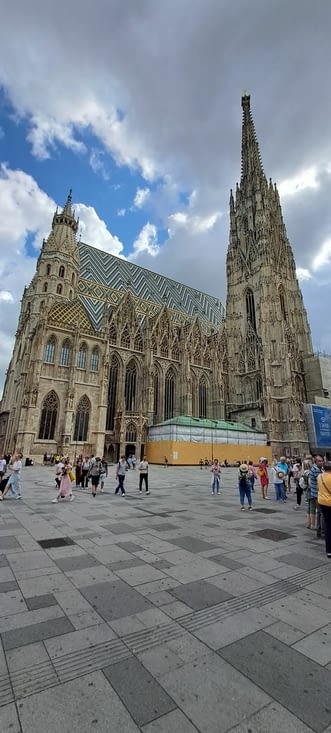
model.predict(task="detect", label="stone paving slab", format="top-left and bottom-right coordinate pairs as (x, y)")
top-left (219, 631), bottom-right (331, 732)
top-left (0, 464), bottom-right (331, 732)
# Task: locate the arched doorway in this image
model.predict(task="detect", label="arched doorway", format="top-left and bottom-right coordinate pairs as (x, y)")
top-left (125, 443), bottom-right (136, 460)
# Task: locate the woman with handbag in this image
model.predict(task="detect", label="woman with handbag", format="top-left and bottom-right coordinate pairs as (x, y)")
top-left (52, 459), bottom-right (75, 503)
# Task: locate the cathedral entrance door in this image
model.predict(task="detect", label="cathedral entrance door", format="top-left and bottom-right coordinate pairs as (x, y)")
top-left (125, 444), bottom-right (136, 460)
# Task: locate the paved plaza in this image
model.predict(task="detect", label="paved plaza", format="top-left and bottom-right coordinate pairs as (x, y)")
top-left (0, 464), bottom-right (331, 733)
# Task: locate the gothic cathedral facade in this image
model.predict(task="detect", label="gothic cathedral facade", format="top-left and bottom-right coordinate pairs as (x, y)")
top-left (0, 95), bottom-right (313, 460)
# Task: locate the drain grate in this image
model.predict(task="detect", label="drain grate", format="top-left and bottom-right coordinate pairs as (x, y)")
top-left (247, 528), bottom-right (294, 542)
top-left (38, 537), bottom-right (75, 549)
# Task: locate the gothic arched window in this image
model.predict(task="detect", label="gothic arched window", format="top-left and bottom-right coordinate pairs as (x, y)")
top-left (134, 332), bottom-right (143, 352)
top-left (106, 356), bottom-right (119, 430)
top-left (46, 264), bottom-right (51, 276)
top-left (125, 360), bottom-right (137, 412)
top-left (125, 422), bottom-right (137, 442)
top-left (121, 327), bottom-right (130, 349)
top-left (172, 344), bottom-right (179, 361)
top-left (256, 375), bottom-right (262, 401)
top-left (77, 343), bottom-right (87, 369)
top-left (160, 337), bottom-right (169, 358)
top-left (71, 273), bottom-right (75, 285)
top-left (60, 339), bottom-right (71, 367)
top-left (73, 395), bottom-right (90, 442)
top-left (90, 347), bottom-right (99, 372)
top-left (279, 287), bottom-right (287, 320)
top-left (38, 390), bottom-right (58, 440)
top-left (57, 284), bottom-right (62, 295)
top-left (245, 289), bottom-right (257, 331)
top-left (43, 282), bottom-right (48, 293)
top-left (164, 368), bottom-right (175, 420)
top-left (153, 371), bottom-right (159, 423)
top-left (109, 324), bottom-right (117, 345)
top-left (59, 266), bottom-right (65, 278)
top-left (199, 376), bottom-right (207, 419)
top-left (44, 336), bottom-right (56, 364)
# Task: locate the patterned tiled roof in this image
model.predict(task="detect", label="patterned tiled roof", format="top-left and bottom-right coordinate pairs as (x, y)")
top-left (78, 242), bottom-right (225, 331)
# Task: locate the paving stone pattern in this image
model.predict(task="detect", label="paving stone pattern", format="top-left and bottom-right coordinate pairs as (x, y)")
top-left (0, 464), bottom-right (330, 732)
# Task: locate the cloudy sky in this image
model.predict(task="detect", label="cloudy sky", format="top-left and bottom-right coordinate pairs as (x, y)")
top-left (0, 0), bottom-right (331, 394)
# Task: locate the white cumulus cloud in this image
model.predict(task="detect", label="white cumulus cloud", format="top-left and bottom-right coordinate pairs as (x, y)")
top-left (130, 222), bottom-right (159, 258)
top-left (133, 187), bottom-right (150, 209)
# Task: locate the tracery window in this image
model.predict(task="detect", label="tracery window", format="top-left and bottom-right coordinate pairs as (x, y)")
top-left (279, 286), bottom-right (287, 320)
top-left (164, 368), bottom-right (175, 420)
top-left (109, 324), bottom-right (117, 345)
top-left (90, 347), bottom-right (99, 372)
top-left (125, 360), bottom-right (137, 412)
top-left (245, 289), bottom-right (257, 331)
top-left (199, 376), bottom-right (207, 418)
top-left (153, 371), bottom-right (159, 423)
top-left (172, 344), bottom-right (179, 361)
top-left (38, 390), bottom-right (58, 440)
top-left (134, 332), bottom-right (143, 352)
top-left (160, 338), bottom-right (169, 358)
top-left (44, 336), bottom-right (56, 364)
top-left (60, 339), bottom-right (71, 367)
top-left (106, 356), bottom-right (119, 430)
top-left (121, 327), bottom-right (130, 349)
top-left (125, 422), bottom-right (137, 442)
top-left (77, 343), bottom-right (87, 369)
top-left (73, 395), bottom-right (90, 442)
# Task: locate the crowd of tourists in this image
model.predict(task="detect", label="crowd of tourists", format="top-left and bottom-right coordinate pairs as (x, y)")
top-left (208, 454), bottom-right (331, 559)
top-left (1, 448), bottom-right (331, 559)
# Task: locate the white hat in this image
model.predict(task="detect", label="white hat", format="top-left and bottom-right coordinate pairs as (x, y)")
top-left (259, 457), bottom-right (266, 462)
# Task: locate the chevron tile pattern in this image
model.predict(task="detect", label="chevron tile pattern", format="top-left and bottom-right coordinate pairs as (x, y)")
top-left (78, 242), bottom-right (225, 332)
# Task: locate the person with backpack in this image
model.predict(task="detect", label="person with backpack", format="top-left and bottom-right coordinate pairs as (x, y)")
top-left (115, 456), bottom-right (127, 496)
top-left (238, 464), bottom-right (253, 511)
top-left (89, 456), bottom-right (102, 497)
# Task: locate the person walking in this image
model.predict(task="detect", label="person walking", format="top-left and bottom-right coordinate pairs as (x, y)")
top-left (258, 458), bottom-right (269, 500)
top-left (81, 457), bottom-right (91, 488)
top-left (0, 454), bottom-right (7, 482)
top-left (317, 462), bottom-right (331, 558)
top-left (307, 455), bottom-right (323, 531)
top-left (293, 459), bottom-right (303, 509)
top-left (210, 459), bottom-right (221, 494)
top-left (138, 455), bottom-right (150, 494)
top-left (238, 464), bottom-right (253, 511)
top-left (90, 457), bottom-right (102, 497)
top-left (99, 457), bottom-right (108, 492)
top-left (1, 453), bottom-right (22, 500)
top-left (115, 456), bottom-right (127, 496)
top-left (52, 460), bottom-right (74, 503)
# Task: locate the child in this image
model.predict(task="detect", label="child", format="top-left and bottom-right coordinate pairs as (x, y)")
top-left (247, 460), bottom-right (257, 492)
top-left (238, 464), bottom-right (253, 511)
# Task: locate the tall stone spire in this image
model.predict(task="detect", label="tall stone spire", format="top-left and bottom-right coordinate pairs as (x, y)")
top-left (225, 94), bottom-right (313, 457)
top-left (240, 92), bottom-right (266, 185)
top-left (52, 189), bottom-right (79, 234)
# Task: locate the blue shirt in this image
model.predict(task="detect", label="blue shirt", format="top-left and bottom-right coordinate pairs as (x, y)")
top-left (309, 464), bottom-right (322, 499)
top-left (277, 462), bottom-right (289, 476)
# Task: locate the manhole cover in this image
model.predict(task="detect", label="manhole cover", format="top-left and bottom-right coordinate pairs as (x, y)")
top-left (248, 529), bottom-right (294, 542)
top-left (253, 508), bottom-right (278, 514)
top-left (38, 537), bottom-right (75, 549)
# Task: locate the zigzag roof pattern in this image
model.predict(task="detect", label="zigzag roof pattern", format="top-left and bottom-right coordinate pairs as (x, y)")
top-left (78, 242), bottom-right (225, 331)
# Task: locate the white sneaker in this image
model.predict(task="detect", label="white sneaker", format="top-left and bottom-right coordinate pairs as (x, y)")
top-left (52, 498), bottom-right (58, 503)
top-left (15, 495), bottom-right (22, 500)
top-left (69, 495), bottom-right (75, 502)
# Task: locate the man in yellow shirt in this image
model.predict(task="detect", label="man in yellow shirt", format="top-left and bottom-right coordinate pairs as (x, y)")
top-left (317, 462), bottom-right (331, 559)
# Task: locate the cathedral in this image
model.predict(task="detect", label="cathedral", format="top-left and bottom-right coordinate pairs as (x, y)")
top-left (0, 95), bottom-right (315, 462)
